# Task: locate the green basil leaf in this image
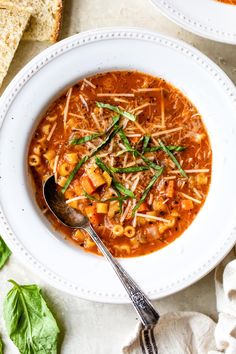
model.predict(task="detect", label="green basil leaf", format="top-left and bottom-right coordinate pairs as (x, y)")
top-left (144, 145), bottom-right (185, 153)
top-left (158, 139), bottom-right (187, 178)
top-left (70, 115), bottom-right (120, 146)
top-left (132, 167), bottom-right (164, 216)
top-left (0, 236), bottom-right (11, 269)
top-left (0, 336), bottom-right (3, 354)
top-left (118, 130), bottom-right (132, 151)
top-left (137, 152), bottom-right (162, 171)
top-left (70, 133), bottom-right (102, 145)
top-left (142, 135), bottom-right (150, 154)
top-left (4, 280), bottom-right (60, 354)
top-left (112, 181), bottom-right (135, 198)
top-left (83, 190), bottom-right (128, 203)
top-left (94, 157), bottom-right (110, 174)
top-left (61, 155), bottom-right (88, 193)
top-left (63, 121), bottom-right (121, 192)
top-left (83, 190), bottom-right (98, 201)
top-left (111, 166), bottom-right (149, 173)
top-left (96, 102), bottom-right (136, 121)
top-left (95, 157), bottom-right (135, 199)
top-left (111, 115), bottom-right (120, 126)
top-left (90, 125), bottom-right (121, 157)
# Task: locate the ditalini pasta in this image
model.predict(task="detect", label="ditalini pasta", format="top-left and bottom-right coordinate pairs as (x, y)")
top-left (28, 71), bottom-right (212, 257)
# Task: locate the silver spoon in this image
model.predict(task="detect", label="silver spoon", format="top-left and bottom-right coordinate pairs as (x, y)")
top-left (43, 175), bottom-right (160, 327)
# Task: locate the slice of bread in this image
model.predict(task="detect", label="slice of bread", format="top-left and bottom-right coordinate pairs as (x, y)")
top-left (0, 3), bottom-right (31, 88)
top-left (0, 0), bottom-right (63, 42)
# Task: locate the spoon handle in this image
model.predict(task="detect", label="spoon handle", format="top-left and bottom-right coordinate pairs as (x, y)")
top-left (85, 224), bottom-right (160, 327)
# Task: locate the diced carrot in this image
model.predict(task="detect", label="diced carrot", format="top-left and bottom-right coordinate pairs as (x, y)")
top-left (108, 201), bottom-right (119, 218)
top-left (68, 200), bottom-right (78, 209)
top-left (86, 167), bottom-right (106, 188)
top-left (72, 230), bottom-right (86, 243)
top-left (96, 203), bottom-right (108, 214)
top-left (85, 204), bottom-right (102, 225)
top-left (196, 173), bottom-right (208, 185)
top-left (166, 180), bottom-right (174, 198)
top-left (64, 190), bottom-right (74, 200)
top-left (181, 199), bottom-right (194, 211)
top-left (103, 171), bottom-right (112, 187)
top-left (153, 198), bottom-right (167, 213)
top-left (73, 182), bottom-right (83, 196)
top-left (129, 136), bottom-right (140, 144)
top-left (138, 202), bottom-right (149, 212)
top-left (81, 175), bottom-right (96, 194)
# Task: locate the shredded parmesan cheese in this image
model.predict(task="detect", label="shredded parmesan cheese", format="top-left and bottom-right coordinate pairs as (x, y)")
top-left (136, 213), bottom-right (170, 223)
top-left (126, 134), bottom-right (142, 137)
top-left (133, 120), bottom-right (146, 133)
top-left (113, 97), bottom-right (129, 103)
top-left (78, 129), bottom-right (97, 134)
top-left (63, 88), bottom-right (72, 128)
top-left (162, 198), bottom-right (169, 204)
top-left (110, 156), bottom-right (114, 167)
top-left (193, 187), bottom-right (202, 199)
top-left (66, 196), bottom-right (87, 204)
top-left (160, 89), bottom-right (165, 128)
top-left (53, 155), bottom-right (59, 182)
top-left (170, 169), bottom-right (210, 174)
top-left (163, 176), bottom-right (177, 180)
top-left (120, 201), bottom-right (132, 223)
top-left (148, 193), bottom-right (154, 205)
top-left (80, 82), bottom-right (85, 90)
top-left (135, 110), bottom-right (144, 116)
top-left (47, 123), bottom-right (57, 141)
top-left (68, 113), bottom-right (84, 118)
top-left (91, 112), bottom-right (101, 131)
top-left (135, 88), bottom-right (162, 92)
top-left (131, 176), bottom-right (140, 192)
top-left (178, 192), bottom-right (201, 204)
top-left (131, 102), bottom-right (150, 113)
top-left (123, 152), bottom-right (128, 167)
top-left (118, 143), bottom-right (127, 151)
top-left (132, 213), bottom-right (137, 227)
top-left (97, 93), bottom-right (134, 97)
top-left (152, 127), bottom-right (183, 137)
top-left (126, 159), bottom-right (143, 167)
top-left (79, 94), bottom-right (89, 111)
top-left (84, 78), bottom-right (96, 89)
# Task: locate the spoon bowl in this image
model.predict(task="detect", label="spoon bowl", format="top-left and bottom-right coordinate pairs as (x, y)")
top-left (43, 175), bottom-right (88, 228)
top-left (43, 175), bottom-right (160, 328)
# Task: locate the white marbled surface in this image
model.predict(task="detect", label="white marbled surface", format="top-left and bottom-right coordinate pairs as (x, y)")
top-left (1, 0), bottom-right (236, 353)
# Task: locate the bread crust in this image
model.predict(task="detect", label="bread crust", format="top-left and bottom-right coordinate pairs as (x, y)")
top-left (0, 4), bottom-right (30, 87)
top-left (0, 0), bottom-right (64, 42)
top-left (51, 0), bottom-right (63, 43)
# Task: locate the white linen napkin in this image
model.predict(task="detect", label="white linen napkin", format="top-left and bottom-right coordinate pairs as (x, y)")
top-left (122, 249), bottom-right (236, 354)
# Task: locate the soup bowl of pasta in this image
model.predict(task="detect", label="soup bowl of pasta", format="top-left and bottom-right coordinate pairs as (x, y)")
top-left (0, 28), bottom-right (236, 302)
top-left (150, 0), bottom-right (236, 44)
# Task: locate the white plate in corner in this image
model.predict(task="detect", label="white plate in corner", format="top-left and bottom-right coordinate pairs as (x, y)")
top-left (150, 0), bottom-right (236, 44)
top-left (0, 27), bottom-right (236, 303)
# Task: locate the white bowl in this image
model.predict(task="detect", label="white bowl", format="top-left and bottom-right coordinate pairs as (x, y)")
top-left (0, 27), bottom-right (236, 303)
top-left (150, 0), bottom-right (236, 44)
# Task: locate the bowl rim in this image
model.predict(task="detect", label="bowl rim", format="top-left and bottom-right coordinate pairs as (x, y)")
top-left (1, 27), bottom-right (236, 303)
top-left (149, 0), bottom-right (236, 44)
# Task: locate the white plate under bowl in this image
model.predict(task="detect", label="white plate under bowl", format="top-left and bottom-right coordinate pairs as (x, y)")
top-left (150, 0), bottom-right (236, 44)
top-left (0, 28), bottom-right (236, 303)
